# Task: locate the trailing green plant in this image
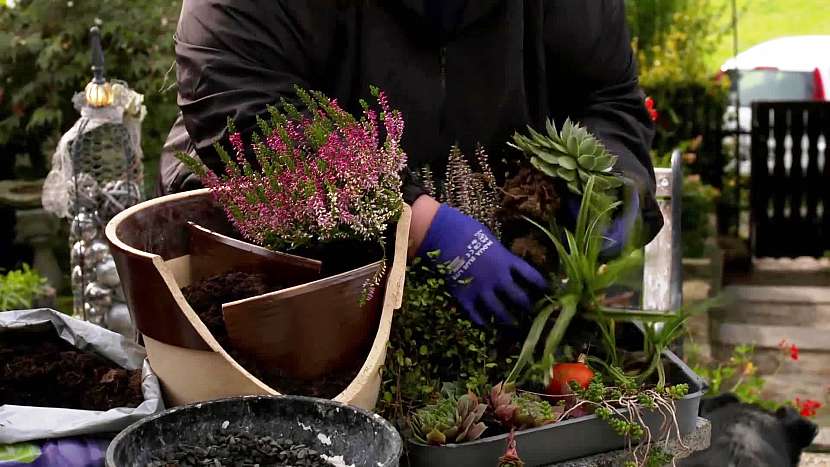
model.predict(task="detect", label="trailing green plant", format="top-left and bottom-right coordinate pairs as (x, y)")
top-left (0, 264), bottom-right (47, 311)
top-left (569, 375), bottom-right (690, 467)
top-left (377, 254), bottom-right (509, 421)
top-left (410, 391), bottom-right (488, 446)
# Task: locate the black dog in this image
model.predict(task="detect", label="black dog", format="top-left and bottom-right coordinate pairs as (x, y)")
top-left (680, 393), bottom-right (818, 467)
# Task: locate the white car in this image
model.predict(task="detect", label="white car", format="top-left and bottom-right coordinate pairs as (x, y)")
top-left (720, 35), bottom-right (830, 175)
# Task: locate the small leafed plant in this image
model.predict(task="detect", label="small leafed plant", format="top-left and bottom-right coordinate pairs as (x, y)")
top-left (0, 264), bottom-right (47, 311)
top-left (177, 86), bottom-right (406, 252)
top-left (378, 254), bottom-right (508, 423)
top-left (411, 392), bottom-right (488, 445)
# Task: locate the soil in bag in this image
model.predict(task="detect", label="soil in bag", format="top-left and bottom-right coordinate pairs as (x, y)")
top-left (0, 327), bottom-right (143, 410)
top-left (181, 271), bottom-right (361, 399)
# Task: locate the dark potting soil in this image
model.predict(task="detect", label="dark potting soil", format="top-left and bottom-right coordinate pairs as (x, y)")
top-left (499, 165), bottom-right (562, 274)
top-left (0, 328), bottom-right (143, 410)
top-left (147, 432), bottom-right (335, 467)
top-left (290, 238), bottom-right (384, 277)
top-left (181, 272), bottom-right (361, 399)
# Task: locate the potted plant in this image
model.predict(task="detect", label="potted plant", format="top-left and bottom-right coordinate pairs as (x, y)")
top-left (106, 87), bottom-right (410, 410)
top-left (384, 121), bottom-right (709, 466)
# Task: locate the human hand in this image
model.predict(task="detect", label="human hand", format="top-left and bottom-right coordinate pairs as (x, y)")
top-left (417, 205), bottom-right (548, 325)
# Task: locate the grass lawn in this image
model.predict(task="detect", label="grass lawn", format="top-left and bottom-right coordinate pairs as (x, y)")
top-left (709, 0), bottom-right (830, 71)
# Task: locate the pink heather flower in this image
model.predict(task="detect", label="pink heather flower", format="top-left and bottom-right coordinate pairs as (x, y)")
top-left (229, 132), bottom-right (246, 164)
top-left (200, 87), bottom-right (406, 251)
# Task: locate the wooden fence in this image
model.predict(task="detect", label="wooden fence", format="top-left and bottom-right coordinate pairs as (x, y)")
top-left (750, 101), bottom-right (830, 258)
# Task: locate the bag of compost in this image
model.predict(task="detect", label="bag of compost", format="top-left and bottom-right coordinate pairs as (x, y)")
top-left (0, 308), bottom-right (163, 444)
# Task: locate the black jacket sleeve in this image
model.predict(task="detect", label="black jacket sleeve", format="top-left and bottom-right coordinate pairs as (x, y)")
top-left (175, 0), bottom-right (328, 177)
top-left (544, 0), bottom-right (663, 243)
top-left (170, 0), bottom-right (427, 201)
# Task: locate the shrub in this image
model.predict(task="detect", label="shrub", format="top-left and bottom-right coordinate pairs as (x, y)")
top-left (0, 263), bottom-right (47, 311)
top-left (0, 0), bottom-right (181, 189)
top-left (633, 0), bottom-right (730, 185)
top-left (377, 255), bottom-right (513, 422)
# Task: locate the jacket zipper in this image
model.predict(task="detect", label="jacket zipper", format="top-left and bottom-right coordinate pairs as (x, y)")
top-left (439, 46), bottom-right (447, 133)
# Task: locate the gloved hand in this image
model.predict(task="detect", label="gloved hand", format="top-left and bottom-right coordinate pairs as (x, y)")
top-left (417, 205), bottom-right (548, 325)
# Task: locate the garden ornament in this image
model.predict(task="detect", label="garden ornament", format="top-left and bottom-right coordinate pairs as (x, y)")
top-left (41, 24), bottom-right (144, 337)
top-left (94, 259), bottom-right (120, 288)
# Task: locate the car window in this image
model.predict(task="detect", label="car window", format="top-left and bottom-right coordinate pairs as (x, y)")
top-left (729, 70), bottom-right (815, 102)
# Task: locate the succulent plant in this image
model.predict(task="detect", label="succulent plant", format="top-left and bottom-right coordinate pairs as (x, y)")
top-left (498, 429), bottom-right (525, 467)
top-left (514, 392), bottom-right (561, 429)
top-left (489, 382), bottom-right (560, 430)
top-left (410, 392), bottom-right (488, 445)
top-left (508, 118), bottom-right (622, 196)
top-left (489, 382), bottom-right (519, 426)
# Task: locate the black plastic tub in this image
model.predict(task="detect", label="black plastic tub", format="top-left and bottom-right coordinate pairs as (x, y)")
top-left (406, 350), bottom-right (706, 467)
top-left (107, 395), bottom-right (402, 467)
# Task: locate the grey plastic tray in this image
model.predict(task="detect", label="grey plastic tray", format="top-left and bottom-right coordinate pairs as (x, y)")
top-left (406, 350), bottom-right (706, 467)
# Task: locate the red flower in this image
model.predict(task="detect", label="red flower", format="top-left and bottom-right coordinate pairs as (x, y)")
top-left (778, 339), bottom-right (799, 360)
top-left (795, 398), bottom-right (822, 417)
top-left (644, 97), bottom-right (659, 122)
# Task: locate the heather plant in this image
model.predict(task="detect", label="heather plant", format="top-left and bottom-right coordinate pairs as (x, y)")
top-left (177, 86), bottom-right (406, 253)
top-left (417, 144), bottom-right (502, 236)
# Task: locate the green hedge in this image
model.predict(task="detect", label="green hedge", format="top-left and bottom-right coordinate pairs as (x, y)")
top-left (0, 0), bottom-right (181, 191)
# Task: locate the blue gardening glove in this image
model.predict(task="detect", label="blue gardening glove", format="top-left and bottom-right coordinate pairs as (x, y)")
top-left (417, 205), bottom-right (548, 325)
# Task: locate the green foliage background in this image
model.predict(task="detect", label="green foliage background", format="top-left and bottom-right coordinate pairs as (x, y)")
top-left (0, 0), bottom-right (181, 192)
top-left (0, 263), bottom-right (46, 310)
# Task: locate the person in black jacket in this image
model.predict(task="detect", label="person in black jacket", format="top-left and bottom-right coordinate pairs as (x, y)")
top-left (159, 0), bottom-right (662, 325)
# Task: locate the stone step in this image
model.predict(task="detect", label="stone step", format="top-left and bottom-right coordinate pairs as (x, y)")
top-left (716, 323), bottom-right (830, 351)
top-left (728, 258), bottom-right (830, 286)
top-left (713, 286), bottom-right (830, 328)
top-left (725, 285), bottom-right (830, 304)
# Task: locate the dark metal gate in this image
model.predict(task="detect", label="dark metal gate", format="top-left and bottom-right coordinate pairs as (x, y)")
top-left (750, 101), bottom-right (830, 258)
